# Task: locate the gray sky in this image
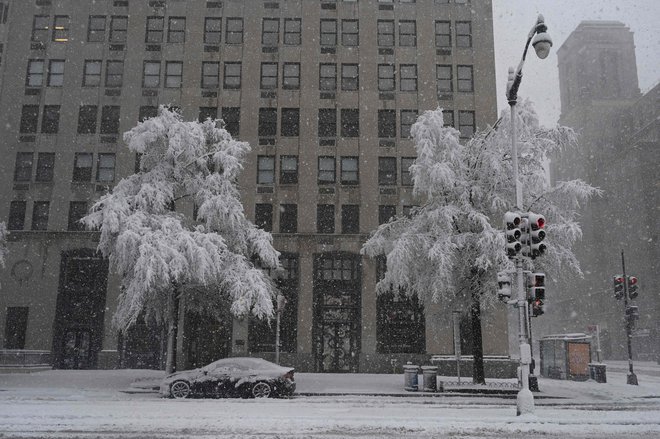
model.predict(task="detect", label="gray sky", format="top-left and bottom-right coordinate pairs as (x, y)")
top-left (492, 0), bottom-right (660, 126)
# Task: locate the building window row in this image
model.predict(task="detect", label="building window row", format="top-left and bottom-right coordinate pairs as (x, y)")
top-left (7, 200), bottom-right (49, 231)
top-left (13, 151), bottom-right (116, 184)
top-left (254, 203), bottom-right (360, 235)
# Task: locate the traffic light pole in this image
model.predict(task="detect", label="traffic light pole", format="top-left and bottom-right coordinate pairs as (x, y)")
top-left (621, 250), bottom-right (638, 385)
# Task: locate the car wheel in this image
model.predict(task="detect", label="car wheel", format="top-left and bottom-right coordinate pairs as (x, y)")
top-left (170, 380), bottom-right (192, 399)
top-left (251, 382), bottom-right (272, 398)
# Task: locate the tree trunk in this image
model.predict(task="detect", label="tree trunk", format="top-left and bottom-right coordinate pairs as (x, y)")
top-left (165, 288), bottom-right (180, 374)
top-left (470, 288), bottom-right (486, 385)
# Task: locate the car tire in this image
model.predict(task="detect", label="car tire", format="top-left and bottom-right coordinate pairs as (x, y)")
top-left (170, 380), bottom-right (192, 399)
top-left (251, 381), bottom-right (272, 398)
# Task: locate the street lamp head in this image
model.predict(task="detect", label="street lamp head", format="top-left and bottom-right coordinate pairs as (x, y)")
top-left (532, 15), bottom-right (552, 59)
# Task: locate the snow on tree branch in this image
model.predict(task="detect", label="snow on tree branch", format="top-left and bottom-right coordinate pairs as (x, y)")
top-left (82, 106), bottom-right (280, 330)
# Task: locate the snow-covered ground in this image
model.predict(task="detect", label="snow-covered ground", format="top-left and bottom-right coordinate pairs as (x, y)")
top-left (1, 362), bottom-right (659, 438)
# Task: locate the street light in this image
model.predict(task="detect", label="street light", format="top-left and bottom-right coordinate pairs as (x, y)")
top-left (505, 14), bottom-right (552, 416)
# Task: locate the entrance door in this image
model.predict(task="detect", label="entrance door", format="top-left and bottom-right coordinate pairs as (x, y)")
top-left (313, 253), bottom-right (361, 373)
top-left (61, 329), bottom-right (92, 370)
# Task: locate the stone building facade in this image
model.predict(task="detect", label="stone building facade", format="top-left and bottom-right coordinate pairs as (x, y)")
top-left (0, 0), bottom-right (506, 373)
top-left (550, 21), bottom-right (659, 361)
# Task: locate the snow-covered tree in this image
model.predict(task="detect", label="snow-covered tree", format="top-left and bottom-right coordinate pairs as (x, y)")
top-left (361, 100), bottom-right (600, 383)
top-left (83, 107), bottom-right (280, 373)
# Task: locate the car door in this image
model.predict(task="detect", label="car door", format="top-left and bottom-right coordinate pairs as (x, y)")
top-left (207, 364), bottom-right (233, 397)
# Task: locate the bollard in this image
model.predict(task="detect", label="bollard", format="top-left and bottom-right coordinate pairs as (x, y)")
top-left (421, 366), bottom-right (438, 392)
top-left (403, 364), bottom-right (419, 391)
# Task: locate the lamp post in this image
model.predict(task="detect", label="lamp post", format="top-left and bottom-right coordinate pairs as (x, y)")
top-left (505, 14), bottom-right (552, 416)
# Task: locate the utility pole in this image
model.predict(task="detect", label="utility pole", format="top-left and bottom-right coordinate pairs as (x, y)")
top-left (621, 250), bottom-right (638, 385)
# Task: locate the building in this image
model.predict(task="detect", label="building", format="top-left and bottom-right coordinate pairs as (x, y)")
top-left (0, 0), bottom-right (504, 373)
top-left (550, 21), bottom-right (659, 361)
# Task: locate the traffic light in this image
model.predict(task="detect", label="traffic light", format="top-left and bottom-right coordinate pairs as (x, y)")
top-left (627, 276), bottom-right (638, 299)
top-left (526, 213), bottom-right (547, 259)
top-left (527, 272), bottom-right (545, 316)
top-left (504, 212), bottom-right (522, 258)
top-left (613, 275), bottom-right (625, 300)
top-left (497, 271), bottom-right (512, 301)
top-left (625, 305), bottom-right (639, 327)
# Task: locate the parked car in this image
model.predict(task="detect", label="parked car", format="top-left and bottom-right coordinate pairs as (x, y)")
top-left (160, 357), bottom-right (296, 399)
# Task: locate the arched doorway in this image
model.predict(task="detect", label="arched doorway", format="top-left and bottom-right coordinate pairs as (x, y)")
top-left (313, 252), bottom-right (361, 372)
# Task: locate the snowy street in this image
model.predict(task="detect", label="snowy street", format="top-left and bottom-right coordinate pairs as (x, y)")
top-left (1, 363), bottom-right (660, 438)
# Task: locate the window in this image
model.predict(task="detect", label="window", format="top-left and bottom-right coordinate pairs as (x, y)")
top-left (457, 65), bottom-right (474, 92)
top-left (168, 17), bottom-right (186, 43)
top-left (318, 109), bottom-right (337, 137)
top-left (226, 18), bottom-right (243, 44)
top-left (255, 204), bottom-right (273, 232)
top-left (73, 153), bottom-right (93, 182)
top-left (318, 156), bottom-right (335, 184)
top-left (105, 60), bottom-right (124, 88)
top-left (222, 107), bottom-right (240, 137)
top-left (8, 201), bottom-right (27, 231)
top-left (435, 21), bottom-right (451, 47)
top-left (456, 21), bottom-right (472, 48)
top-left (284, 18), bottom-right (301, 45)
top-left (378, 110), bottom-right (396, 138)
top-left (257, 155), bottom-right (275, 184)
top-left (260, 62), bottom-right (278, 89)
top-left (442, 110), bottom-right (454, 127)
top-left (280, 155), bottom-right (298, 184)
top-left (83, 60), bottom-right (101, 87)
top-left (378, 205), bottom-right (396, 225)
top-left (20, 105), bottom-right (39, 134)
top-left (436, 65), bottom-right (452, 93)
top-left (110, 16), bottom-right (128, 43)
top-left (4, 307), bottom-right (29, 350)
top-left (341, 205), bottom-right (359, 234)
top-left (47, 60), bottom-right (64, 86)
top-left (68, 201), bottom-right (88, 231)
top-left (341, 109), bottom-right (359, 137)
top-left (143, 61), bottom-right (160, 88)
top-left (320, 19), bottom-right (337, 46)
top-left (100, 106), bottom-right (120, 134)
top-left (283, 63), bottom-right (300, 90)
top-left (77, 105), bottom-right (97, 134)
top-left (32, 15), bottom-right (49, 43)
top-left (341, 64), bottom-right (358, 91)
top-left (341, 19), bottom-right (358, 46)
top-left (139, 106), bottom-right (158, 122)
top-left (262, 18), bottom-right (279, 46)
top-left (146, 16), bottom-right (164, 43)
top-left (97, 153), bottom-right (116, 182)
top-left (400, 64), bottom-right (417, 91)
top-left (377, 20), bottom-right (394, 47)
top-left (401, 157), bottom-right (415, 186)
top-left (41, 105), bottom-right (60, 134)
top-left (280, 204), bottom-right (297, 233)
top-left (14, 152), bottom-right (33, 182)
top-left (258, 108), bottom-right (277, 137)
top-left (31, 201), bottom-right (50, 230)
top-left (204, 17), bottom-right (222, 44)
top-left (223, 62), bottom-right (241, 89)
top-left (281, 108), bottom-right (299, 137)
top-left (317, 205), bottom-right (335, 234)
top-left (378, 157), bottom-right (397, 185)
top-left (198, 107), bottom-right (217, 123)
top-left (458, 110), bottom-right (475, 138)
top-left (400, 110), bottom-right (418, 138)
top-left (52, 15), bottom-right (69, 42)
top-left (399, 20), bottom-right (416, 47)
top-left (319, 63), bottom-right (337, 91)
top-left (340, 156), bottom-right (359, 184)
top-left (27, 59), bottom-right (45, 87)
top-left (378, 64), bottom-right (395, 91)
top-left (201, 62), bottom-right (219, 88)
top-left (164, 62), bottom-right (183, 88)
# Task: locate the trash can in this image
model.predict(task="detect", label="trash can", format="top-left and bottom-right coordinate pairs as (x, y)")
top-left (421, 366), bottom-right (438, 392)
top-left (588, 363), bottom-right (607, 383)
top-left (403, 364), bottom-right (419, 391)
